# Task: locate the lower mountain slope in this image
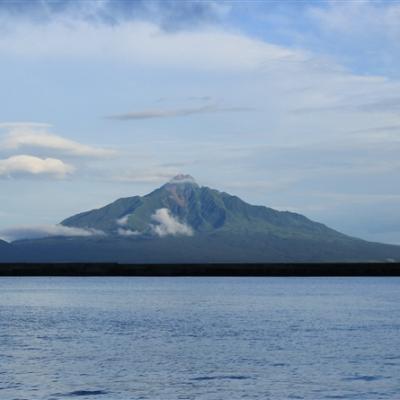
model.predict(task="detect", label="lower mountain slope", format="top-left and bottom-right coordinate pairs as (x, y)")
top-left (11, 232), bottom-right (400, 263)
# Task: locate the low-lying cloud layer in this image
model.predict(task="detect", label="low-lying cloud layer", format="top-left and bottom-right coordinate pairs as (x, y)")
top-left (117, 228), bottom-right (140, 237)
top-left (150, 208), bottom-right (193, 237)
top-left (0, 155), bottom-right (74, 178)
top-left (0, 224), bottom-right (105, 242)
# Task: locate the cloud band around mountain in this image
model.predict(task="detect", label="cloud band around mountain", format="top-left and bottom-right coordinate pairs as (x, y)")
top-left (0, 224), bottom-right (105, 242)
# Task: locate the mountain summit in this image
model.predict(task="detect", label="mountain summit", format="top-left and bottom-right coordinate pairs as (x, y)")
top-left (4, 176), bottom-right (400, 262)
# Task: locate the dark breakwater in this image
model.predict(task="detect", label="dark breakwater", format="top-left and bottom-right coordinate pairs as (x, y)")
top-left (0, 262), bottom-right (399, 276)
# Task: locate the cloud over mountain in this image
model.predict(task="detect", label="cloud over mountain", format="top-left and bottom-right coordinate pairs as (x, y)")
top-left (150, 208), bottom-right (193, 237)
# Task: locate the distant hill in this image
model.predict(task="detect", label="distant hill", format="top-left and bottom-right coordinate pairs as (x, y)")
top-left (0, 239), bottom-right (17, 262)
top-left (0, 239), bottom-right (10, 249)
top-left (6, 175), bottom-right (400, 263)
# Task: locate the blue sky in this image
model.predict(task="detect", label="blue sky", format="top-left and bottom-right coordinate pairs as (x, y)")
top-left (1, 0), bottom-right (400, 244)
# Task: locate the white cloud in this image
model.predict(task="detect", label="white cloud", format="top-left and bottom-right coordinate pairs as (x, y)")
top-left (0, 224), bottom-right (105, 242)
top-left (116, 215), bottom-right (130, 226)
top-left (150, 208), bottom-right (193, 237)
top-left (2, 11), bottom-right (400, 120)
top-left (117, 228), bottom-right (140, 237)
top-left (116, 214), bottom-right (140, 236)
top-left (0, 20), bottom-right (302, 70)
top-left (0, 155), bottom-right (74, 178)
top-left (0, 123), bottom-right (116, 158)
top-left (0, 122), bottom-right (51, 130)
top-left (168, 174), bottom-right (197, 184)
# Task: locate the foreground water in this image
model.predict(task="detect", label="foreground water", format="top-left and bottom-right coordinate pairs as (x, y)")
top-left (0, 278), bottom-right (399, 400)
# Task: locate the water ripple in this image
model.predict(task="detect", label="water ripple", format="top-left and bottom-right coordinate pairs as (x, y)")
top-left (191, 375), bottom-right (251, 381)
top-left (54, 390), bottom-right (109, 397)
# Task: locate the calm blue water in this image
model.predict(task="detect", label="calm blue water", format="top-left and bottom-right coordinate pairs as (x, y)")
top-left (0, 277), bottom-right (399, 400)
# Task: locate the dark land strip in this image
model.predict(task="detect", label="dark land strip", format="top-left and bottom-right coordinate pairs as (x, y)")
top-left (0, 263), bottom-right (399, 276)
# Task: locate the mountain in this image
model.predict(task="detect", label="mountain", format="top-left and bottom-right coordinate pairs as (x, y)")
top-left (7, 175), bottom-right (400, 262)
top-left (62, 174), bottom-right (345, 240)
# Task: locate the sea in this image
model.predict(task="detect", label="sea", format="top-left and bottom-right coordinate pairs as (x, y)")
top-left (0, 277), bottom-right (399, 400)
